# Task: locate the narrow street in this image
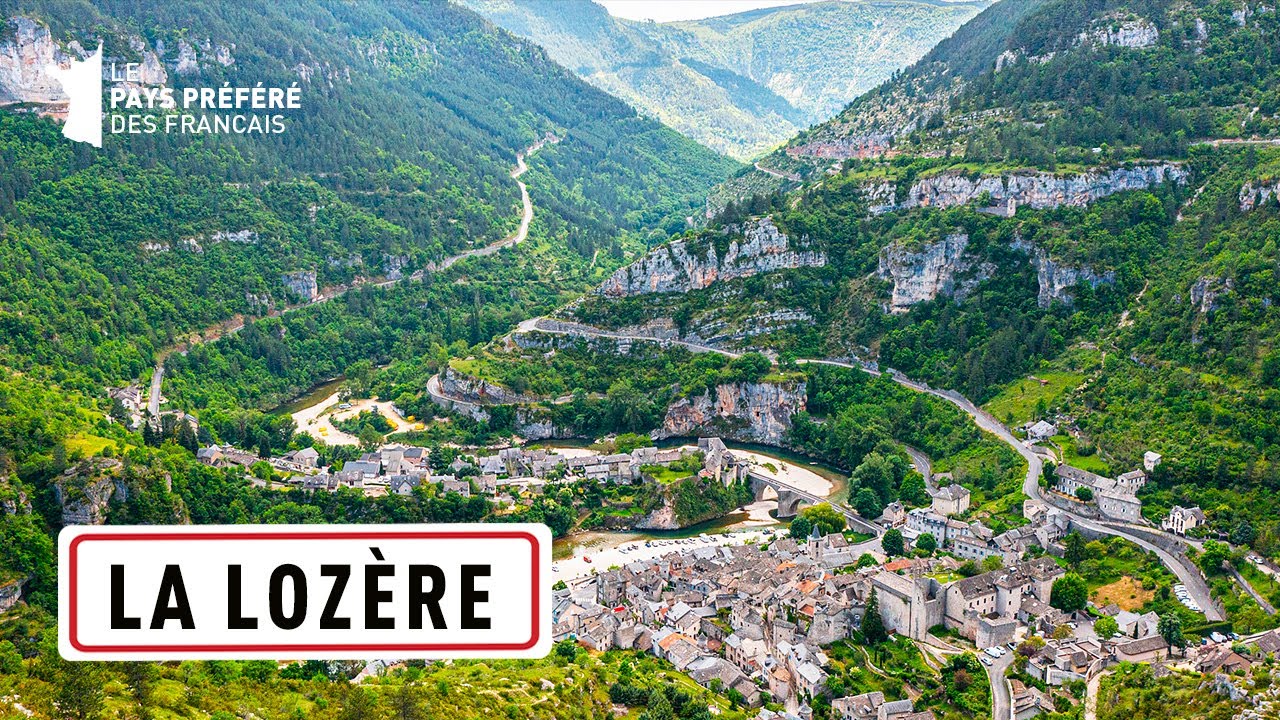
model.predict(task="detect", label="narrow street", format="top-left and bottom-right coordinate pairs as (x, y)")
top-left (986, 651), bottom-right (1014, 720)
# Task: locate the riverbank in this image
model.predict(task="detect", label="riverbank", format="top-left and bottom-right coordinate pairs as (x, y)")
top-left (554, 526), bottom-right (788, 583)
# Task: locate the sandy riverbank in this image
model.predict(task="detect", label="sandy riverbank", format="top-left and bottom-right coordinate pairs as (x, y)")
top-left (290, 392), bottom-right (423, 446)
top-left (729, 448), bottom-right (834, 496)
top-left (555, 526), bottom-right (788, 583)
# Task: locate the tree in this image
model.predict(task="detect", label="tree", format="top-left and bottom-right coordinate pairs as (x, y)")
top-left (1158, 613), bottom-right (1186, 656)
top-left (916, 533), bottom-right (937, 554)
top-left (862, 588), bottom-right (888, 644)
top-left (899, 472), bottom-right (929, 507)
top-left (643, 688), bottom-right (676, 720)
top-left (0, 641), bottom-right (21, 676)
top-left (338, 687), bottom-right (378, 720)
top-left (789, 515), bottom-right (814, 539)
top-left (981, 555), bottom-right (1004, 572)
top-left (391, 684), bottom-right (425, 720)
top-left (123, 662), bottom-right (158, 718)
top-left (1075, 486), bottom-right (1094, 502)
top-left (882, 528), bottom-right (905, 556)
top-left (1199, 540), bottom-right (1231, 575)
top-left (49, 650), bottom-right (103, 720)
top-left (854, 488), bottom-right (884, 519)
top-left (1231, 520), bottom-right (1257, 547)
top-left (1094, 615), bottom-right (1120, 639)
top-left (801, 503), bottom-right (847, 535)
top-left (1064, 531), bottom-right (1088, 568)
top-left (855, 553), bottom-right (879, 569)
top-left (1050, 573), bottom-right (1088, 612)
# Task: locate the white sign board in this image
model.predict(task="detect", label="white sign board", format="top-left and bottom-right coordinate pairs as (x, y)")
top-left (59, 524), bottom-right (550, 660)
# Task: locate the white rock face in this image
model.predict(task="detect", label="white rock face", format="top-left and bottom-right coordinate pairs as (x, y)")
top-left (1239, 180), bottom-right (1279, 211)
top-left (877, 233), bottom-right (993, 313)
top-left (0, 17), bottom-right (71, 104)
top-left (1029, 248), bottom-right (1115, 307)
top-left (871, 164), bottom-right (1186, 215)
top-left (281, 270), bottom-right (319, 301)
top-left (653, 380), bottom-right (806, 446)
top-left (1079, 17), bottom-right (1160, 48)
top-left (176, 40), bottom-right (199, 75)
top-left (599, 217), bottom-right (826, 298)
top-left (1189, 275), bottom-right (1233, 313)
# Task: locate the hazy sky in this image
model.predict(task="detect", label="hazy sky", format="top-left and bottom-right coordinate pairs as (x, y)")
top-left (596, 0), bottom-right (825, 23)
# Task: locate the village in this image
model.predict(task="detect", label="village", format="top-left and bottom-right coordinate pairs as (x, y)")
top-left (554, 490), bottom-right (1280, 720)
top-left (192, 435), bottom-right (748, 501)
top-left (106, 383), bottom-right (1268, 720)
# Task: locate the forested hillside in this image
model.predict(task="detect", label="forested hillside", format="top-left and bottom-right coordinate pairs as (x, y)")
top-left (0, 0), bottom-right (735, 588)
top-left (502, 0), bottom-right (1280, 548)
top-left (462, 0), bottom-right (990, 159)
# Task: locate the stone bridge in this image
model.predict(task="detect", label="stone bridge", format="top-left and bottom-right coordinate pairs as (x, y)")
top-left (748, 472), bottom-right (880, 535)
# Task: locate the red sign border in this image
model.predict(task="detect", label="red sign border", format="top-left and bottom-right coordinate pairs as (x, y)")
top-left (68, 529), bottom-right (541, 654)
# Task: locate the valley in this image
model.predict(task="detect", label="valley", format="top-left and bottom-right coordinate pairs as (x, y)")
top-left (3, 1), bottom-right (1280, 720)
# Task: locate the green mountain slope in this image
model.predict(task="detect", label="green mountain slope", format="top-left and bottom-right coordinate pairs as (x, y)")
top-left (0, 0), bottom-right (736, 396)
top-left (0, 0), bottom-right (742, 592)
top-left (482, 0), bottom-right (1280, 554)
top-left (461, 0), bottom-right (991, 159)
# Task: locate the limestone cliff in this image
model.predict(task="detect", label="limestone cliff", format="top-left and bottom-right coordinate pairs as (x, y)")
top-left (1078, 15), bottom-right (1160, 48)
top-left (1240, 180), bottom-right (1279, 211)
top-left (654, 380), bottom-right (805, 445)
top-left (1028, 248), bottom-right (1115, 307)
top-left (1, 16), bottom-right (235, 107)
top-left (0, 17), bottom-right (72, 104)
top-left (877, 233), bottom-right (994, 313)
top-left (1189, 275), bottom-right (1233, 313)
top-left (281, 270), bottom-right (319, 301)
top-left (53, 457), bottom-right (123, 525)
top-left (599, 217), bottom-right (825, 298)
top-left (867, 163), bottom-right (1186, 215)
top-left (441, 366), bottom-right (542, 406)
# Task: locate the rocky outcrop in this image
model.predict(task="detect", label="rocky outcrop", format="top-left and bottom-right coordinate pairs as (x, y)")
top-left (281, 270), bottom-right (319, 301)
top-left (440, 366), bottom-right (541, 406)
top-left (654, 381), bottom-right (805, 446)
top-left (877, 233), bottom-right (994, 313)
top-left (0, 17), bottom-right (72, 104)
top-left (1079, 16), bottom-right (1160, 48)
top-left (870, 164), bottom-right (1186, 215)
top-left (1189, 275), bottom-right (1233, 313)
top-left (787, 133), bottom-right (892, 160)
top-left (599, 217), bottom-right (825, 298)
top-left (513, 408), bottom-right (574, 441)
top-left (1239, 180), bottom-right (1279, 211)
top-left (1029, 248), bottom-right (1115, 307)
top-left (0, 577), bottom-right (26, 614)
top-left (54, 458), bottom-right (123, 525)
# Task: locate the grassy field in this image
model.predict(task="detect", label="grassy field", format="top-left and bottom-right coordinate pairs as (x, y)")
top-left (65, 432), bottom-right (119, 458)
top-left (984, 370), bottom-right (1086, 427)
top-left (1052, 434), bottom-right (1113, 475)
top-left (1092, 576), bottom-right (1155, 611)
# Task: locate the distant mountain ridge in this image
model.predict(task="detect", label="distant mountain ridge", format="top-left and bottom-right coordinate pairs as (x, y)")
top-left (461, 0), bottom-right (991, 159)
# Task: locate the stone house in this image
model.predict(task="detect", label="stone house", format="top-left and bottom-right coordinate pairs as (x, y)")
top-left (929, 483), bottom-right (971, 516)
top-left (1161, 506), bottom-right (1206, 535)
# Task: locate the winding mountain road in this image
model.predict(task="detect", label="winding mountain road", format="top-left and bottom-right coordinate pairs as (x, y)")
top-left (148, 137), bottom-right (557, 414)
top-left (500, 316), bottom-right (1223, 624)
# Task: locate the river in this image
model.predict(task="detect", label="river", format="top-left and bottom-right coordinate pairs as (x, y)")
top-left (541, 440), bottom-right (848, 568)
